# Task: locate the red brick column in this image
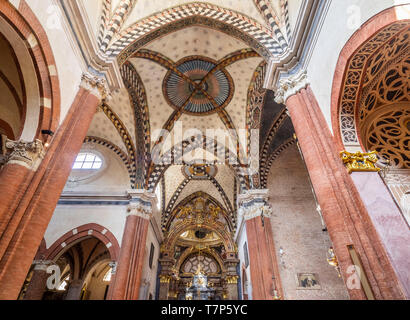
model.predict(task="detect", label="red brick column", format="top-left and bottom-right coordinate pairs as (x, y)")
top-left (239, 190), bottom-right (283, 300)
top-left (110, 191), bottom-right (156, 300)
top-left (65, 279), bottom-right (84, 300)
top-left (0, 74), bottom-right (106, 300)
top-left (110, 215), bottom-right (149, 300)
top-left (23, 261), bottom-right (52, 300)
top-left (283, 84), bottom-right (405, 299)
top-left (0, 164), bottom-right (34, 234)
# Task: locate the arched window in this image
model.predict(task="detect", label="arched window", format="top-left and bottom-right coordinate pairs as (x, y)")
top-left (73, 153), bottom-right (103, 170)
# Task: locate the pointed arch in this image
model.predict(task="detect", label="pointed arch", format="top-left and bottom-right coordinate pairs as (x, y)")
top-left (110, 3), bottom-right (285, 61)
top-left (146, 135), bottom-right (250, 192)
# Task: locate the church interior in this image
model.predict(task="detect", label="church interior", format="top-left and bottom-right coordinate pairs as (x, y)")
top-left (0, 0), bottom-right (409, 301)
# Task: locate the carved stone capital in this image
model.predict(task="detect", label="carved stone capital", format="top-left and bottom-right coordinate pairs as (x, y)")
top-left (274, 70), bottom-right (309, 104)
top-left (238, 189), bottom-right (272, 221)
top-left (32, 260), bottom-right (54, 271)
top-left (109, 261), bottom-right (118, 274)
top-left (127, 201), bottom-right (152, 219)
top-left (5, 139), bottom-right (44, 171)
top-left (239, 202), bottom-right (272, 221)
top-left (80, 72), bottom-right (109, 100)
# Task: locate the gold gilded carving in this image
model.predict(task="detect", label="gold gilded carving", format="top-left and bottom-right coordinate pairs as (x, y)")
top-left (226, 275), bottom-right (239, 284)
top-left (159, 275), bottom-right (171, 283)
top-left (340, 150), bottom-right (381, 174)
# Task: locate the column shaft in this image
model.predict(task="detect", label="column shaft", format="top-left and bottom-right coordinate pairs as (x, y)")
top-left (23, 269), bottom-right (48, 300)
top-left (110, 215), bottom-right (149, 300)
top-left (65, 279), bottom-right (84, 300)
top-left (0, 86), bottom-right (101, 300)
top-left (246, 217), bottom-right (282, 300)
top-left (285, 86), bottom-right (405, 299)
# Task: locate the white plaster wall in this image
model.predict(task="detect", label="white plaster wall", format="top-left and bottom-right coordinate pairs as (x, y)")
top-left (63, 143), bottom-right (131, 194)
top-left (307, 0), bottom-right (409, 132)
top-left (44, 205), bottom-right (127, 249)
top-left (139, 223), bottom-right (161, 300)
top-left (236, 220), bottom-right (252, 300)
top-left (287, 0), bottom-right (302, 35)
top-left (26, 0), bottom-right (84, 124)
top-left (79, 0), bottom-right (102, 39)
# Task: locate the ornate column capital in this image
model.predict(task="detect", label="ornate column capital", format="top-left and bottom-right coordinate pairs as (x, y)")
top-left (80, 72), bottom-right (109, 100)
top-left (159, 274), bottom-right (172, 284)
top-left (274, 70), bottom-right (309, 104)
top-left (340, 150), bottom-right (381, 174)
top-left (32, 260), bottom-right (54, 271)
top-left (238, 189), bottom-right (272, 221)
top-left (109, 261), bottom-right (118, 274)
top-left (5, 139), bottom-right (45, 171)
top-left (239, 202), bottom-right (273, 221)
top-left (126, 189), bottom-right (157, 219)
top-left (127, 201), bottom-right (152, 220)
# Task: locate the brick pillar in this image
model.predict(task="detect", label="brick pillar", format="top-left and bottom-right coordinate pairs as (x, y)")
top-left (110, 190), bottom-right (157, 300)
top-left (0, 73), bottom-right (106, 300)
top-left (66, 279), bottom-right (84, 300)
top-left (275, 72), bottom-right (405, 300)
top-left (23, 260), bottom-right (52, 300)
top-left (0, 164), bottom-right (34, 235)
top-left (238, 189), bottom-right (283, 300)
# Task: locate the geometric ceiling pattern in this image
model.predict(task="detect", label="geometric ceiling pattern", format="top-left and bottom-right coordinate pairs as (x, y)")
top-left (81, 0), bottom-right (295, 231)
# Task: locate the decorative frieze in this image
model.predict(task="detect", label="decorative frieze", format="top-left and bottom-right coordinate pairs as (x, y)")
top-left (340, 150), bottom-right (380, 174)
top-left (274, 70), bottom-right (309, 104)
top-left (383, 169), bottom-right (410, 185)
top-left (5, 139), bottom-right (44, 171)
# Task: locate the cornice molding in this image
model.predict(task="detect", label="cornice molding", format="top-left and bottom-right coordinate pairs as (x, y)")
top-left (274, 69), bottom-right (309, 104)
top-left (58, 0), bottom-right (123, 91)
top-left (264, 0), bottom-right (331, 93)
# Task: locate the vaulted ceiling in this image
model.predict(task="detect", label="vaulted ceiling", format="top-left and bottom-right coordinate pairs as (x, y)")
top-left (76, 0), bottom-right (299, 230)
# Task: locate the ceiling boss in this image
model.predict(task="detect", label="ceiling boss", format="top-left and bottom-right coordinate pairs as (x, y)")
top-left (163, 56), bottom-right (234, 115)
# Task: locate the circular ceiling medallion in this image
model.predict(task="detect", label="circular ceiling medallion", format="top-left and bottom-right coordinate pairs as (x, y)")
top-left (163, 56), bottom-right (234, 115)
top-left (182, 164), bottom-right (217, 179)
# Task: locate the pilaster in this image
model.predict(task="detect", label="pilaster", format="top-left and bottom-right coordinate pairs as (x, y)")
top-left (237, 189), bottom-right (283, 300)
